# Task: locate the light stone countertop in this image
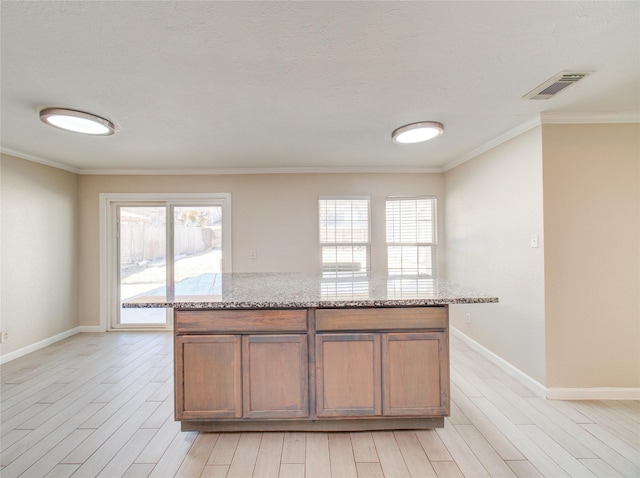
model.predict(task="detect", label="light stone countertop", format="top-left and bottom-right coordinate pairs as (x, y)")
top-left (123, 272), bottom-right (498, 309)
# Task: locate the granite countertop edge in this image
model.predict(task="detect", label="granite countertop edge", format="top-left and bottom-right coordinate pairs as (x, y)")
top-left (123, 272), bottom-right (499, 309)
top-left (124, 297), bottom-right (499, 309)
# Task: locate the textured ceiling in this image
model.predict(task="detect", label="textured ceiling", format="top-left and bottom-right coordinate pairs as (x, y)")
top-left (1, 1), bottom-right (639, 173)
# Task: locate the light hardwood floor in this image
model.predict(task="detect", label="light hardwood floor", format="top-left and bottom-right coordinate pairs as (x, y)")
top-left (1, 332), bottom-right (638, 478)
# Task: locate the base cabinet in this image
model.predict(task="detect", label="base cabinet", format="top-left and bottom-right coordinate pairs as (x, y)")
top-left (382, 332), bottom-right (449, 416)
top-left (176, 335), bottom-right (242, 420)
top-left (175, 306), bottom-right (449, 431)
top-left (316, 332), bottom-right (448, 419)
top-left (315, 333), bottom-right (382, 417)
top-left (175, 333), bottom-right (308, 421)
top-left (242, 334), bottom-right (308, 418)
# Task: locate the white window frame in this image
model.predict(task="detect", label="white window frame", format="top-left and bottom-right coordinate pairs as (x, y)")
top-left (385, 196), bottom-right (437, 277)
top-left (100, 193), bottom-right (232, 332)
top-left (318, 196), bottom-right (371, 277)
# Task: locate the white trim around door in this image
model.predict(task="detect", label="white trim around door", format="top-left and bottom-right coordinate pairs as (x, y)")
top-left (99, 193), bottom-right (232, 332)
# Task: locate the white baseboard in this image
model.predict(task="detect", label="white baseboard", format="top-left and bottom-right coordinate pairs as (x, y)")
top-left (450, 326), bottom-right (547, 398)
top-left (546, 388), bottom-right (640, 400)
top-left (451, 327), bottom-right (640, 401)
top-left (78, 325), bottom-right (106, 333)
top-left (0, 327), bottom-right (82, 364)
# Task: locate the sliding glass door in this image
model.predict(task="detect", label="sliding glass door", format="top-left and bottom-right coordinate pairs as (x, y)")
top-left (172, 205), bottom-right (223, 299)
top-left (118, 205), bottom-right (168, 326)
top-left (108, 195), bottom-right (230, 330)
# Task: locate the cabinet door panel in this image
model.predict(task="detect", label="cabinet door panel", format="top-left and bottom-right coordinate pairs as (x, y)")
top-left (243, 335), bottom-right (309, 418)
top-left (316, 334), bottom-right (381, 417)
top-left (382, 332), bottom-right (449, 416)
top-left (175, 335), bottom-right (242, 419)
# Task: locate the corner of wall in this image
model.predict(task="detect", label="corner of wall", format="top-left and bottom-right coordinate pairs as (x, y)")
top-left (444, 126), bottom-right (546, 386)
top-left (1, 154), bottom-right (81, 357)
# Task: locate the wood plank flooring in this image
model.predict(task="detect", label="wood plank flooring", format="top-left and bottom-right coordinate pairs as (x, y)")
top-left (1, 332), bottom-right (638, 477)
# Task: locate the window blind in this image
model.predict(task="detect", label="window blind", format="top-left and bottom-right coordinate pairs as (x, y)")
top-left (319, 197), bottom-right (370, 277)
top-left (386, 197), bottom-right (436, 276)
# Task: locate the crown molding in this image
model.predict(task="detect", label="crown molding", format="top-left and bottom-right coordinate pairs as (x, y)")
top-left (443, 111), bottom-right (640, 172)
top-left (78, 166), bottom-right (444, 176)
top-left (5, 111), bottom-right (637, 176)
top-left (0, 147), bottom-right (81, 174)
top-left (540, 111), bottom-right (640, 124)
top-left (442, 116), bottom-right (542, 172)
top-left (0, 147), bottom-right (442, 175)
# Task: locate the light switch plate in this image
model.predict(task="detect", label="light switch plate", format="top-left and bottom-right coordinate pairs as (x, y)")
top-left (530, 234), bottom-right (539, 248)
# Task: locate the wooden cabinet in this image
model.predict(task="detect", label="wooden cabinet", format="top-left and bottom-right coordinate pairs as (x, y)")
top-left (315, 308), bottom-right (449, 420)
top-left (382, 332), bottom-right (448, 416)
top-left (242, 334), bottom-right (308, 418)
top-left (316, 331), bottom-right (448, 419)
top-left (175, 335), bottom-right (242, 419)
top-left (175, 306), bottom-right (449, 431)
top-left (174, 310), bottom-right (309, 422)
top-left (315, 333), bottom-right (381, 417)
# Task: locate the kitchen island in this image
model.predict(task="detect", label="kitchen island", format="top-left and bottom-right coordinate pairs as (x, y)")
top-left (125, 272), bottom-right (497, 432)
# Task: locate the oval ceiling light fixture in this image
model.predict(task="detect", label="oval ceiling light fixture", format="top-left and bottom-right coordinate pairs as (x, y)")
top-left (39, 108), bottom-right (115, 136)
top-left (392, 121), bottom-right (444, 144)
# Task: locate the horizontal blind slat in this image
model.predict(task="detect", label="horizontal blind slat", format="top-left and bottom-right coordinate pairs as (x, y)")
top-left (319, 198), bottom-right (370, 277)
top-left (386, 197), bottom-right (436, 276)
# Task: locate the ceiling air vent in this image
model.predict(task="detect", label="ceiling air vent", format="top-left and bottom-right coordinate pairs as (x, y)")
top-left (523, 71), bottom-right (592, 100)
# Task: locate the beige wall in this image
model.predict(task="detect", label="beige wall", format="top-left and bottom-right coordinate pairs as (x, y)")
top-left (6, 122), bottom-right (638, 391)
top-left (543, 123), bottom-right (640, 388)
top-left (444, 127), bottom-right (546, 384)
top-left (1, 154), bottom-right (79, 356)
top-left (78, 173), bottom-right (444, 327)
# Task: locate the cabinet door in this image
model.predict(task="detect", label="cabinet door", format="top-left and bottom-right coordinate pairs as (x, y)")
top-left (382, 332), bottom-right (449, 416)
top-left (175, 335), bottom-right (242, 420)
top-left (242, 335), bottom-right (309, 418)
top-left (316, 334), bottom-right (381, 417)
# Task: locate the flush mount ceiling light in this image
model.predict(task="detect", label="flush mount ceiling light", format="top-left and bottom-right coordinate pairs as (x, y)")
top-left (39, 108), bottom-right (115, 136)
top-left (392, 121), bottom-right (444, 144)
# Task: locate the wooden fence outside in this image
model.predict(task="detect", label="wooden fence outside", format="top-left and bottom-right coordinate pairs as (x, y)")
top-left (120, 224), bottom-right (221, 265)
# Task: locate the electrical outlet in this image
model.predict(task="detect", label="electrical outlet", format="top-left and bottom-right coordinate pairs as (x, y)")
top-left (250, 250), bottom-right (257, 259)
top-left (466, 313), bottom-right (471, 324)
top-left (1, 332), bottom-right (8, 343)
